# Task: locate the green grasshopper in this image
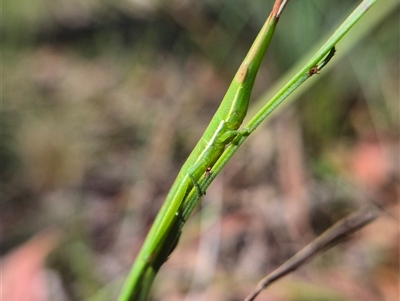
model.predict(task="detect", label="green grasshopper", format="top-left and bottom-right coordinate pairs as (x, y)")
top-left (118, 2), bottom-right (288, 300)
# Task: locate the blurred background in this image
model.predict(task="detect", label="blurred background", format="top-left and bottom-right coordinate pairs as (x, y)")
top-left (2, 0), bottom-right (399, 300)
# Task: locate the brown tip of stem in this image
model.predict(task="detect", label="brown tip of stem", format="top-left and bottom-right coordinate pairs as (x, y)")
top-left (272, 0), bottom-right (289, 19)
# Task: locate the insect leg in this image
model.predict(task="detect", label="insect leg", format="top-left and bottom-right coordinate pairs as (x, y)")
top-left (189, 173), bottom-right (205, 197)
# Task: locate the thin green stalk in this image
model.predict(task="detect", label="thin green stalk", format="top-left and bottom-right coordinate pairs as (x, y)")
top-left (182, 0), bottom-right (378, 221)
top-left (118, 0), bottom-right (378, 300)
top-left (246, 0), bottom-right (398, 121)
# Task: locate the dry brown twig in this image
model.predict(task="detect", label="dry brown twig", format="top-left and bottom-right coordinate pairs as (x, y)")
top-left (244, 204), bottom-right (382, 301)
